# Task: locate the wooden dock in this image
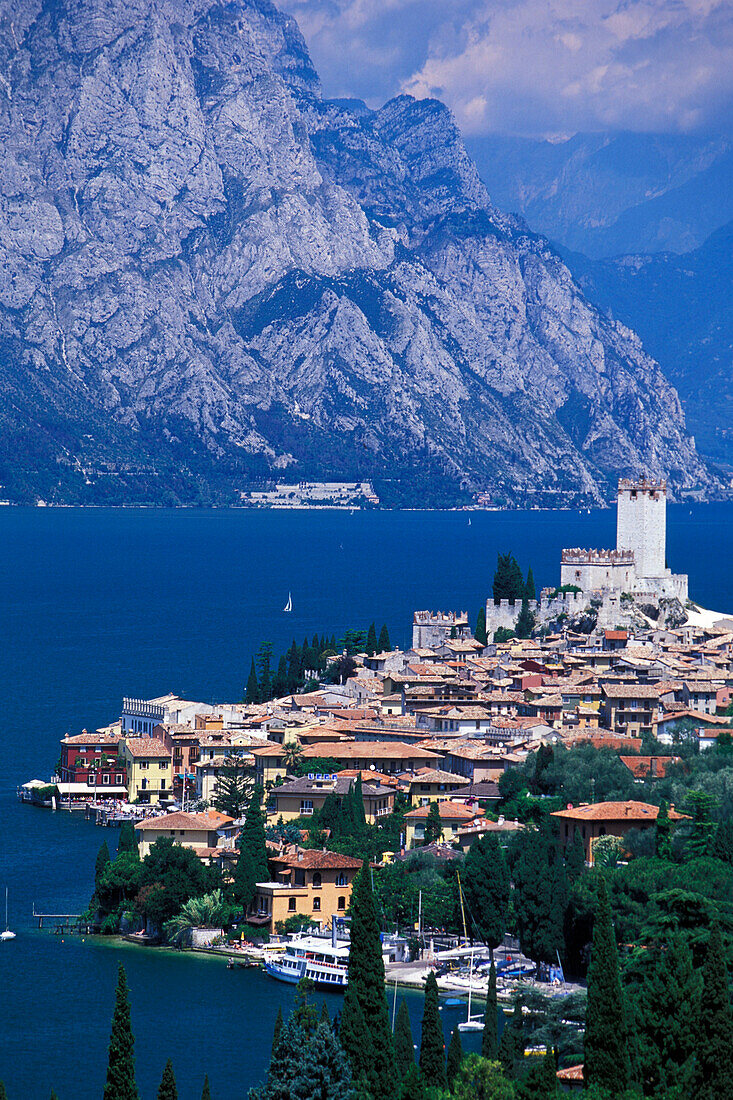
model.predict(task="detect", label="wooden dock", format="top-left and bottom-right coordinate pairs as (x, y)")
top-left (33, 904), bottom-right (92, 933)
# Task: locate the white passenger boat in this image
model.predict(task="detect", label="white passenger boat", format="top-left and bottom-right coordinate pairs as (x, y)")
top-left (263, 934), bottom-right (349, 989)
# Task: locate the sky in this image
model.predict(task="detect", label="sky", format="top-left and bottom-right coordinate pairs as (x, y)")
top-left (284, 0), bottom-right (733, 138)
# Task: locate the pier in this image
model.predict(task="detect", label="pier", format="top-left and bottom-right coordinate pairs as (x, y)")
top-left (33, 904), bottom-right (92, 934)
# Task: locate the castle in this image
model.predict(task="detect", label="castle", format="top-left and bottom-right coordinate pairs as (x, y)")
top-left (561, 479), bottom-right (688, 602)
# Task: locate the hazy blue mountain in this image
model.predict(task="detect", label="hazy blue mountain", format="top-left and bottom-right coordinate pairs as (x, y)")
top-left (563, 223), bottom-right (733, 468)
top-left (0, 0), bottom-right (717, 506)
top-left (464, 132), bottom-right (733, 258)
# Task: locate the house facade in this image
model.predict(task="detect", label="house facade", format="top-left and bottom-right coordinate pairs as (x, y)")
top-left (58, 731), bottom-right (127, 800)
top-left (123, 737), bottom-right (172, 804)
top-left (249, 851), bottom-right (362, 932)
top-left (135, 810), bottom-right (238, 859)
top-left (551, 800), bottom-right (687, 864)
top-left (271, 775), bottom-right (394, 824)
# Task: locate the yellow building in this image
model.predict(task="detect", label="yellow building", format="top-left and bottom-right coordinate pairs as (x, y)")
top-left (123, 737), bottom-right (172, 804)
top-left (408, 768), bottom-right (467, 806)
top-left (135, 810), bottom-right (238, 859)
top-left (251, 744), bottom-right (288, 785)
top-left (403, 800), bottom-right (482, 848)
top-left (271, 774), bottom-right (394, 824)
top-left (250, 851), bottom-right (363, 932)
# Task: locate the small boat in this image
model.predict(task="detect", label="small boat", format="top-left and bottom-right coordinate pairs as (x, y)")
top-left (283, 592), bottom-right (292, 613)
top-left (1, 888), bottom-right (16, 941)
top-left (263, 935), bottom-right (348, 989)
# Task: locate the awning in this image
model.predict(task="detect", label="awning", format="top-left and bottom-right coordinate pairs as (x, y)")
top-left (56, 782), bottom-right (129, 796)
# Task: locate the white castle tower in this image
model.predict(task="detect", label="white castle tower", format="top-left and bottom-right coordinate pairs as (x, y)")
top-left (616, 479), bottom-right (666, 580)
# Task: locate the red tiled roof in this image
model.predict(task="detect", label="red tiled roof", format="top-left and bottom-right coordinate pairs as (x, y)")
top-left (404, 801), bottom-right (482, 821)
top-left (62, 732), bottom-right (122, 746)
top-left (271, 850), bottom-right (363, 869)
top-left (137, 811), bottom-right (234, 831)
top-left (619, 755), bottom-right (679, 779)
top-left (551, 800), bottom-right (687, 823)
top-left (556, 1065), bottom-right (584, 1082)
top-left (125, 738), bottom-right (170, 758)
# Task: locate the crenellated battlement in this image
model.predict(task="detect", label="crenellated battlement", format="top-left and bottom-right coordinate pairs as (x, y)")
top-left (561, 548), bottom-right (635, 565)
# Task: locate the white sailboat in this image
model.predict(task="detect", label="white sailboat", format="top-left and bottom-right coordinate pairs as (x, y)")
top-left (1, 888), bottom-right (16, 941)
top-left (283, 592), bottom-right (292, 613)
top-left (458, 948), bottom-right (483, 1032)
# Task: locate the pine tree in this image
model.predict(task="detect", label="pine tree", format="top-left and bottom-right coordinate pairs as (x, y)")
top-left (464, 834), bottom-right (510, 952)
top-left (378, 624), bottom-right (391, 652)
top-left (398, 1064), bottom-right (426, 1100)
top-left (481, 960), bottom-right (498, 1060)
top-left (394, 997), bottom-right (415, 1078)
top-left (446, 1026), bottom-right (463, 1087)
top-left (423, 801), bottom-right (443, 845)
top-left (118, 820), bottom-right (139, 856)
top-left (340, 865), bottom-right (395, 1098)
top-left (635, 937), bottom-right (700, 1096)
top-left (513, 825), bottom-right (567, 964)
top-left (515, 596), bottom-right (535, 639)
top-left (493, 552), bottom-right (525, 604)
top-left (95, 840), bottom-right (111, 882)
top-left (524, 566), bottom-right (536, 601)
top-left (103, 963), bottom-right (139, 1100)
top-left (239, 785), bottom-right (269, 881)
top-left (293, 1022), bottom-right (353, 1100)
top-left (712, 818), bottom-right (733, 863)
top-left (366, 623), bottom-right (378, 656)
top-left (157, 1059), bottom-right (178, 1100)
top-left (696, 924), bottom-right (733, 1100)
top-left (271, 1007), bottom-right (284, 1058)
top-left (474, 607), bottom-right (488, 647)
top-left (498, 999), bottom-right (524, 1079)
top-left (655, 799), bottom-right (672, 859)
top-left (583, 876), bottom-right (630, 1094)
top-left (419, 971), bottom-right (447, 1090)
top-left (213, 756), bottom-right (252, 819)
top-left (320, 1002), bottom-right (330, 1027)
top-left (245, 658), bottom-right (259, 704)
top-left (201, 1076), bottom-right (212, 1100)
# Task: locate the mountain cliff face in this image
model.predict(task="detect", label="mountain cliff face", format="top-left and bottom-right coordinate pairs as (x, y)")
top-left (0, 0), bottom-right (717, 505)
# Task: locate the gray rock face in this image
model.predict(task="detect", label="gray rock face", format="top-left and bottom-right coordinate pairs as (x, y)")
top-left (0, 0), bottom-right (718, 504)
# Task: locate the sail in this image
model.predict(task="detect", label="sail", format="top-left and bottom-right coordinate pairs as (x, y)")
top-left (284, 593), bottom-right (292, 612)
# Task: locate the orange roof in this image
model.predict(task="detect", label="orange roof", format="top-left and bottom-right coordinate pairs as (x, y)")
top-left (569, 734), bottom-right (643, 753)
top-left (404, 801), bottom-right (482, 821)
top-left (125, 737), bottom-right (170, 758)
top-left (556, 1065), bottom-right (584, 1082)
top-left (551, 800), bottom-right (687, 823)
top-left (272, 850), bottom-right (363, 870)
top-left (137, 810), bottom-right (234, 831)
top-left (62, 732), bottom-right (122, 746)
top-left (619, 755), bottom-right (679, 779)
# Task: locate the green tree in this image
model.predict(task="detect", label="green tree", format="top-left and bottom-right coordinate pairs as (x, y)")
top-left (419, 971), bottom-right (447, 1089)
top-left (378, 624), bottom-right (391, 652)
top-left (493, 553), bottom-right (525, 603)
top-left (655, 799), bottom-right (672, 860)
top-left (294, 1022), bottom-right (353, 1100)
top-left (95, 840), bottom-right (111, 882)
top-left (475, 607), bottom-right (488, 647)
top-left (565, 832), bottom-right (585, 883)
top-left (339, 983), bottom-right (375, 1089)
top-left (394, 997), bottom-right (416, 1078)
top-left (515, 597), bottom-right (535, 640)
top-left (366, 623), bottom-right (378, 656)
top-left (498, 1000), bottom-right (524, 1079)
top-left (157, 1059), bottom-right (178, 1100)
top-left (239, 786), bottom-right (269, 881)
top-left (451, 1055), bottom-right (515, 1100)
top-left (245, 658), bottom-right (259, 705)
top-left (482, 961), bottom-right (499, 1060)
top-left (513, 826), bottom-right (567, 964)
top-left (257, 642), bottom-right (274, 701)
top-left (164, 889), bottom-right (228, 944)
top-left (524, 566), bottom-right (536, 601)
top-left (464, 835), bottom-right (510, 953)
top-left (696, 924), bottom-right (733, 1100)
top-left (271, 1007), bottom-right (284, 1058)
top-left (137, 838), bottom-right (218, 927)
top-left (583, 877), bottom-right (630, 1094)
top-left (0, 1082), bottom-right (7, 1100)
top-left (634, 936), bottom-right (700, 1096)
top-left (117, 820), bottom-right (138, 857)
top-left (340, 865), bottom-right (395, 1098)
top-left (447, 1026), bottom-right (463, 1087)
top-left (201, 1076), bottom-right (212, 1100)
top-left (103, 964), bottom-right (139, 1100)
top-left (213, 756), bottom-right (253, 819)
top-left (423, 801), bottom-right (443, 845)
top-left (683, 790), bottom-right (717, 858)
top-left (712, 818), bottom-right (733, 863)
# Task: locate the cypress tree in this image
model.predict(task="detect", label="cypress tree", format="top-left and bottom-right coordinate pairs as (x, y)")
top-left (239, 785), bottom-right (269, 881)
top-left (481, 960), bottom-right (498, 1060)
top-left (524, 566), bottom-right (536, 601)
top-left (95, 840), bottom-right (111, 882)
top-left (635, 937), bottom-right (700, 1096)
top-left (352, 774), bottom-right (366, 833)
top-left (340, 866), bottom-right (395, 1098)
top-left (712, 818), bottom-right (733, 863)
top-left (475, 607), bottom-right (487, 647)
top-left (50, 1093), bottom-right (58, 1100)
top-left (419, 971), bottom-right (447, 1090)
top-left (320, 1002), bottom-right (330, 1026)
top-left (377, 624), bottom-right (391, 652)
top-left (513, 825), bottom-right (567, 964)
top-left (157, 1059), bottom-right (178, 1100)
top-left (464, 834), bottom-right (510, 953)
top-left (103, 963), bottom-right (139, 1100)
top-left (515, 596), bottom-right (535, 639)
top-left (446, 1026), bottom-right (463, 1087)
top-left (398, 1064), bottom-right (426, 1100)
top-left (233, 845), bottom-right (257, 911)
top-left (271, 1007), bottom-right (284, 1058)
top-left (394, 997), bottom-right (415, 1078)
top-left (583, 876), bottom-right (630, 1094)
top-left (201, 1076), bottom-right (212, 1100)
top-left (423, 801), bottom-right (443, 845)
top-left (118, 820), bottom-right (138, 856)
top-left (339, 983), bottom-right (375, 1088)
top-left (565, 831), bottom-right (585, 883)
top-left (498, 999), bottom-right (524, 1078)
top-left (293, 1022), bottom-right (353, 1100)
top-left (245, 658), bottom-right (259, 704)
top-left (366, 623), bottom-right (378, 656)
top-left (655, 799), bottom-right (672, 859)
top-left (696, 924), bottom-right (733, 1100)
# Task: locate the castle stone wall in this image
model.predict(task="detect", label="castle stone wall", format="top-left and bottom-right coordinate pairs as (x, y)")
top-left (617, 481), bottom-right (666, 579)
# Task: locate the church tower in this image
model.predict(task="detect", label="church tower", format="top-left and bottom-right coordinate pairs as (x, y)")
top-left (616, 479), bottom-right (666, 579)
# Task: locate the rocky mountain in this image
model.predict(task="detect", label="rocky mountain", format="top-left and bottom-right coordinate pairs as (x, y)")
top-left (563, 223), bottom-right (733, 470)
top-left (464, 131), bottom-right (733, 259)
top-left (0, 0), bottom-right (718, 506)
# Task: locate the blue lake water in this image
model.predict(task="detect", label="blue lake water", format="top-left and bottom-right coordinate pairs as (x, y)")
top-left (1, 504), bottom-right (732, 1098)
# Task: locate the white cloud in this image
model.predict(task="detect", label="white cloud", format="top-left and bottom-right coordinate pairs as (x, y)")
top-left (284, 0), bottom-right (733, 136)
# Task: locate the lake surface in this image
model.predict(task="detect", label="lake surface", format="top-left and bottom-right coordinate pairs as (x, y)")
top-left (1, 504), bottom-right (732, 1099)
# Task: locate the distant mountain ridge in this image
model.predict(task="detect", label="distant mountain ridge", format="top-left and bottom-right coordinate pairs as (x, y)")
top-left (0, 0), bottom-right (718, 506)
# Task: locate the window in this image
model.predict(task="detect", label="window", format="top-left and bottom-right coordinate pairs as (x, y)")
top-left (312, 872), bottom-right (322, 888)
top-left (313, 897), bottom-right (321, 911)
top-left (115, 774), bottom-right (123, 784)
top-left (337, 896), bottom-right (346, 911)
top-left (335, 872), bottom-right (347, 887)
top-left (300, 799), bottom-right (314, 815)
top-left (102, 774), bottom-right (110, 785)
top-left (139, 761), bottom-right (149, 770)
top-left (288, 897), bottom-right (296, 912)
top-left (159, 761), bottom-right (167, 769)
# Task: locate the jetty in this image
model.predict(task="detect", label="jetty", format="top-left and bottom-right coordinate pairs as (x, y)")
top-left (33, 904), bottom-right (92, 934)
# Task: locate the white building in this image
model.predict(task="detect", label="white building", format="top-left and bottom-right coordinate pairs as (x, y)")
top-left (560, 480), bottom-right (688, 601)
